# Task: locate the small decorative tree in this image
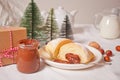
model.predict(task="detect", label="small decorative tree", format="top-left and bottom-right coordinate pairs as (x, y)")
top-left (44, 8), bottom-right (59, 42)
top-left (59, 15), bottom-right (73, 40)
top-left (20, 0), bottom-right (43, 39)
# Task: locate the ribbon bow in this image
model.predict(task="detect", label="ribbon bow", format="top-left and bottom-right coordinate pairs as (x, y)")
top-left (0, 30), bottom-right (18, 67)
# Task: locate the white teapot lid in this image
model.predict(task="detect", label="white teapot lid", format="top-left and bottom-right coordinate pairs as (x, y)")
top-left (111, 8), bottom-right (120, 16)
top-left (55, 6), bottom-right (67, 16)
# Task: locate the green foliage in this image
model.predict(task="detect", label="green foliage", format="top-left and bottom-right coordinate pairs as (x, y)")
top-left (60, 15), bottom-right (73, 40)
top-left (20, 1), bottom-right (59, 46)
top-left (44, 8), bottom-right (59, 42)
top-left (20, 0), bottom-right (43, 39)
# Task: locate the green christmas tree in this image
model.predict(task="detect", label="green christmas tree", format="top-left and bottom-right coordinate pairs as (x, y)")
top-left (20, 0), bottom-right (43, 39)
top-left (44, 8), bottom-right (59, 42)
top-left (59, 15), bottom-right (73, 40)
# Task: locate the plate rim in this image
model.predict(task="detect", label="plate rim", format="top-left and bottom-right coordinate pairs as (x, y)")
top-left (41, 45), bottom-right (103, 70)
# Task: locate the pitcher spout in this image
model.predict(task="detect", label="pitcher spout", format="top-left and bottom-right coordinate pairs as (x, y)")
top-left (70, 10), bottom-right (78, 16)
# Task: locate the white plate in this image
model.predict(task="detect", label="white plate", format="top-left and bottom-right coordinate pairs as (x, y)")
top-left (40, 45), bottom-right (103, 70)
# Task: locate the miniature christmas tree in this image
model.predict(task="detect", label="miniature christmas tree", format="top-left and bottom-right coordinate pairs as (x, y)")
top-left (59, 15), bottom-right (73, 40)
top-left (44, 8), bottom-right (59, 42)
top-left (20, 0), bottom-right (43, 39)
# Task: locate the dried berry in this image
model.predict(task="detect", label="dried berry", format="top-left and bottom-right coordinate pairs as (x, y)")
top-left (116, 45), bottom-right (120, 52)
top-left (54, 59), bottom-right (70, 64)
top-left (104, 55), bottom-right (111, 62)
top-left (99, 48), bottom-right (104, 55)
top-left (66, 53), bottom-right (80, 64)
top-left (88, 41), bottom-right (101, 49)
top-left (105, 50), bottom-right (113, 57)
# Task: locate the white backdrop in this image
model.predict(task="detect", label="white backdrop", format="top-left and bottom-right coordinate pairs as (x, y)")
top-left (0, 0), bottom-right (120, 26)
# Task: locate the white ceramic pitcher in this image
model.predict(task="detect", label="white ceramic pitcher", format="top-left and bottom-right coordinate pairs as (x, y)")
top-left (95, 8), bottom-right (120, 39)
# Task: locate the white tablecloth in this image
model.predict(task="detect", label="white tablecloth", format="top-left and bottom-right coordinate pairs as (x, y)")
top-left (0, 25), bottom-right (120, 80)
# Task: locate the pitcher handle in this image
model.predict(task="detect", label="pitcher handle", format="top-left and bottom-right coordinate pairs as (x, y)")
top-left (94, 13), bottom-right (103, 29)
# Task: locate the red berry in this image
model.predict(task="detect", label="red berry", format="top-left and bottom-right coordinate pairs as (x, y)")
top-left (66, 53), bottom-right (80, 64)
top-left (105, 50), bottom-right (113, 57)
top-left (99, 48), bottom-right (104, 55)
top-left (116, 45), bottom-right (120, 52)
top-left (104, 55), bottom-right (111, 62)
top-left (54, 59), bottom-right (70, 64)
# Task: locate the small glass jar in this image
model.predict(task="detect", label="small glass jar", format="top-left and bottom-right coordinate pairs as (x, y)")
top-left (17, 39), bottom-right (40, 73)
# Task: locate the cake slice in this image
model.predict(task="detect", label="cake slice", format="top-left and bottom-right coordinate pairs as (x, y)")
top-left (57, 43), bottom-right (95, 63)
top-left (45, 38), bottom-right (73, 59)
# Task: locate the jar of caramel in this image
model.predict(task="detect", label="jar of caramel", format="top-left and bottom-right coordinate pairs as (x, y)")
top-left (17, 39), bottom-right (40, 73)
